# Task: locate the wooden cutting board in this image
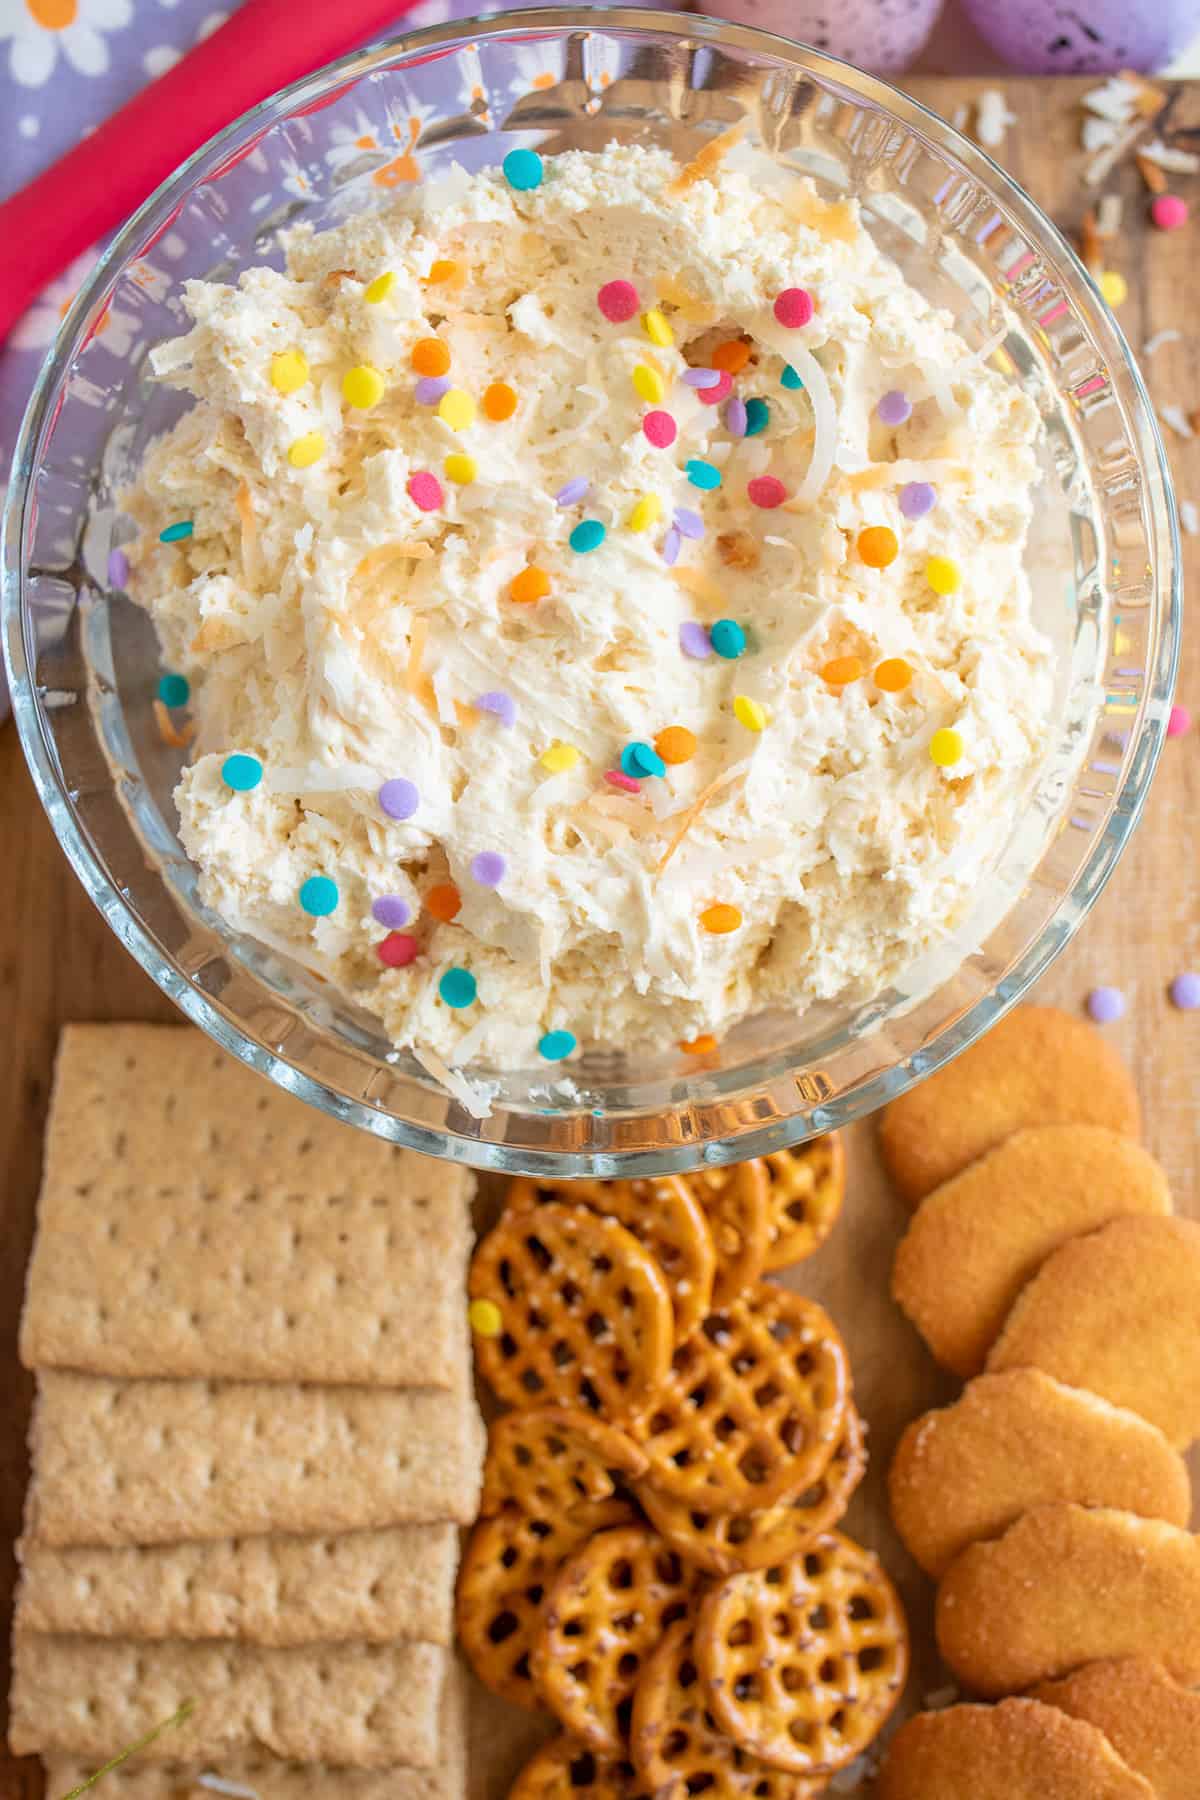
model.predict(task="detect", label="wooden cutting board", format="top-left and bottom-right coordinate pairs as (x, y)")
top-left (0, 74), bottom-right (1196, 1799)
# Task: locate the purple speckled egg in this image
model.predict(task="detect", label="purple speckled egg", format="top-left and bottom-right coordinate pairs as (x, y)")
top-left (710, 0), bottom-right (942, 73)
top-left (961, 0), bottom-right (1197, 74)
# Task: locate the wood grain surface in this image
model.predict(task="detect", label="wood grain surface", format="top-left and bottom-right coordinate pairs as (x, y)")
top-left (1, 75), bottom-right (1196, 1799)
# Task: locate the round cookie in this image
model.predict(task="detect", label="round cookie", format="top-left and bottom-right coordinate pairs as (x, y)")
top-left (481, 1409), bottom-right (648, 1520)
top-left (936, 1504), bottom-right (1200, 1698)
top-left (888, 1369), bottom-right (1190, 1577)
top-left (1035, 1657), bottom-right (1200, 1800)
top-left (509, 1736), bottom-right (655, 1800)
top-left (684, 1162), bottom-right (771, 1307)
top-left (891, 1126), bottom-right (1171, 1376)
top-left (878, 1005), bottom-right (1141, 1207)
top-left (760, 1136), bottom-right (845, 1271)
top-left (877, 1699), bottom-right (1156, 1800)
top-left (987, 1214), bottom-right (1200, 1447)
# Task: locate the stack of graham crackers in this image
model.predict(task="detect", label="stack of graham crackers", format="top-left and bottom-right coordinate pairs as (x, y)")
top-left (9, 1025), bottom-right (484, 1799)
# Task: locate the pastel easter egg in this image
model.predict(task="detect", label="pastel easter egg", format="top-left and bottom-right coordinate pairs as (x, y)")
top-left (960, 0), bottom-right (1197, 73)
top-left (710, 0), bottom-right (942, 72)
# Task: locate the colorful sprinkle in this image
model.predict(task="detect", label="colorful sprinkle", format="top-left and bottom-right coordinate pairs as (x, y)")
top-left (502, 148), bottom-right (543, 191)
top-left (875, 657), bottom-right (913, 693)
top-left (682, 368), bottom-right (721, 389)
top-left (643, 410), bottom-right (677, 448)
top-left (780, 364), bottom-right (804, 390)
top-left (733, 695), bottom-right (769, 732)
top-left (747, 475), bottom-right (787, 509)
top-left (299, 875), bottom-right (339, 917)
top-left (288, 432), bottom-right (325, 469)
top-left (1086, 984), bottom-right (1125, 1023)
top-left (673, 508), bottom-right (704, 540)
top-left (408, 471), bottom-right (443, 511)
top-left (686, 459), bottom-right (721, 490)
top-left (471, 851), bottom-right (506, 887)
top-left (859, 525), bottom-right (899, 569)
top-left (510, 565), bottom-right (551, 604)
top-left (158, 673), bottom-right (190, 707)
top-left (679, 621), bottom-right (712, 659)
top-left (821, 656), bottom-right (863, 687)
top-left (621, 741), bottom-right (667, 779)
top-left (725, 396), bottom-right (748, 438)
top-left (411, 338), bottom-right (451, 377)
top-left (1151, 193), bottom-right (1189, 231)
top-left (438, 388), bottom-right (476, 431)
top-left (159, 520), bottom-right (194, 543)
top-left (1169, 971), bottom-right (1200, 1009)
top-left (426, 259), bottom-right (459, 285)
top-left (700, 903), bottom-right (742, 934)
top-left (1099, 269), bottom-right (1127, 308)
top-left (774, 288), bottom-right (814, 328)
top-left (662, 525), bottom-right (681, 566)
top-left (656, 725), bottom-right (697, 764)
top-left (379, 777), bottom-right (419, 820)
top-left (900, 481), bottom-right (937, 520)
top-left (628, 495), bottom-right (663, 533)
top-left (877, 390), bottom-right (912, 426)
top-left (555, 476), bottom-right (590, 507)
top-left (372, 894), bottom-right (411, 928)
top-left (483, 381), bottom-right (518, 421)
top-left (541, 742), bottom-right (580, 772)
top-left (270, 349), bottom-right (309, 394)
top-left (712, 339), bottom-right (752, 374)
top-left (633, 364), bottom-right (665, 405)
top-left (108, 547), bottom-right (130, 587)
top-left (929, 727), bottom-right (964, 767)
top-left (680, 1033), bottom-right (717, 1054)
top-left (570, 520), bottom-right (606, 553)
top-left (364, 271), bottom-right (396, 303)
top-left (926, 554), bottom-right (961, 596)
top-left (539, 1029), bottom-right (577, 1061)
top-left (468, 1298), bottom-right (503, 1336)
top-left (415, 376), bottom-right (451, 406)
top-left (1168, 703), bottom-right (1192, 737)
top-left (439, 966), bottom-right (477, 1007)
top-left (605, 769), bottom-right (641, 792)
top-left (744, 398), bottom-right (769, 437)
top-left (378, 931), bottom-right (420, 968)
top-left (642, 308), bottom-right (674, 347)
top-left (710, 619), bottom-right (746, 660)
top-left (426, 883), bottom-right (461, 922)
top-left (342, 364), bottom-right (385, 409)
top-left (697, 370), bottom-right (733, 408)
top-left (597, 279), bottom-right (639, 322)
top-left (221, 753), bottom-right (262, 792)
top-left (443, 452), bottom-right (477, 485)
top-left (476, 691), bottom-right (517, 727)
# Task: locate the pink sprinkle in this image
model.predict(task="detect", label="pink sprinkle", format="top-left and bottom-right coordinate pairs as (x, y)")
top-left (774, 287), bottom-right (814, 328)
top-left (408, 471), bottom-right (443, 511)
top-left (604, 769), bottom-right (641, 793)
top-left (597, 279), bottom-right (639, 323)
top-left (377, 932), bottom-right (420, 968)
top-left (697, 370), bottom-right (733, 408)
top-left (1168, 702), bottom-right (1192, 737)
top-left (1151, 194), bottom-right (1189, 231)
top-left (747, 475), bottom-right (787, 509)
top-left (643, 410), bottom-right (677, 448)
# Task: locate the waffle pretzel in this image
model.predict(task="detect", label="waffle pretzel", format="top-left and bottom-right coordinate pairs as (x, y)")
top-left (509, 1735), bottom-right (654, 1800)
top-left (482, 1408), bottom-right (648, 1520)
top-left (695, 1533), bottom-right (909, 1776)
top-left (507, 1176), bottom-right (716, 1345)
top-left (762, 1136), bottom-right (845, 1271)
top-left (632, 1618), bottom-right (824, 1800)
top-left (470, 1202), bottom-right (673, 1417)
top-left (637, 1406), bottom-right (865, 1576)
top-left (533, 1523), bottom-right (697, 1753)
top-left (632, 1283), bottom-right (850, 1514)
top-left (458, 1498), bottom-right (634, 1709)
top-left (686, 1162), bottom-right (770, 1306)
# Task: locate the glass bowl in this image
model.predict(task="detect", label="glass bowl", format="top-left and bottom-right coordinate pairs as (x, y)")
top-left (2, 8), bottom-right (1179, 1174)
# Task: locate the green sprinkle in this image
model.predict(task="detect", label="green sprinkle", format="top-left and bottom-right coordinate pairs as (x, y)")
top-left (781, 364), bottom-right (804, 390)
top-left (439, 967), bottom-right (477, 1008)
top-left (299, 875), bottom-right (339, 917)
top-left (745, 398), bottom-right (769, 436)
top-left (157, 672), bottom-right (190, 708)
top-left (159, 520), bottom-right (194, 543)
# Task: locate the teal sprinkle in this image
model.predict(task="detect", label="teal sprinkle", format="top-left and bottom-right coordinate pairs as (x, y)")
top-left (221, 753), bottom-right (262, 792)
top-left (502, 148), bottom-right (543, 191)
top-left (439, 966), bottom-right (477, 1009)
top-left (157, 672), bottom-right (190, 708)
top-left (159, 520), bottom-right (194, 543)
top-left (744, 398), bottom-right (769, 437)
top-left (710, 619), bottom-right (746, 660)
top-left (539, 1030), bottom-right (576, 1062)
top-left (780, 365), bottom-right (804, 390)
top-left (570, 519), bottom-right (606, 553)
top-left (299, 875), bottom-right (339, 917)
top-left (621, 741), bottom-right (666, 780)
top-left (685, 458), bottom-right (722, 491)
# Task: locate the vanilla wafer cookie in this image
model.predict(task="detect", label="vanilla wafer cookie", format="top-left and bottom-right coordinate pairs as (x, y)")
top-left (877, 1699), bottom-right (1155, 1800)
top-left (1035, 1657), bottom-right (1200, 1800)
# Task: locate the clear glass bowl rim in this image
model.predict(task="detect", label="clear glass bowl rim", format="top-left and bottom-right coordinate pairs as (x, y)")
top-left (2, 6), bottom-right (1181, 1173)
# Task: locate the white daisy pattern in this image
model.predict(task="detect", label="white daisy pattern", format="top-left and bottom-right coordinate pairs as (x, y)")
top-left (1, 0), bottom-right (133, 88)
top-left (279, 154), bottom-right (315, 201)
top-left (374, 92), bottom-right (439, 187)
top-left (324, 108), bottom-right (385, 174)
top-left (8, 245), bottom-right (135, 357)
top-left (506, 41), bottom-right (564, 101)
top-left (454, 44), bottom-right (493, 129)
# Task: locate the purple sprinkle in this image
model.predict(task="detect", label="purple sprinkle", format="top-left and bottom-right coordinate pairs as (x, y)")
top-left (379, 777), bottom-right (419, 821)
top-left (899, 481), bottom-right (936, 520)
top-left (415, 375), bottom-right (451, 405)
top-left (108, 547), bottom-right (130, 588)
top-left (1086, 984), bottom-right (1125, 1024)
top-left (877, 389), bottom-right (912, 426)
top-left (1169, 971), bottom-right (1200, 1010)
top-left (372, 894), bottom-right (411, 929)
top-left (682, 367), bottom-right (721, 389)
top-left (475, 690), bottom-right (517, 728)
top-left (662, 525), bottom-right (681, 566)
top-left (724, 396), bottom-right (748, 438)
top-left (679, 621), bottom-right (712, 660)
top-left (673, 508), bottom-right (705, 541)
top-left (555, 476), bottom-right (590, 507)
top-left (471, 850), bottom-right (506, 888)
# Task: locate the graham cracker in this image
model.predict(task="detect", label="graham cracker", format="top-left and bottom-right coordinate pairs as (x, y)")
top-left (11, 1635), bottom-right (448, 1768)
top-left (16, 1522), bottom-right (457, 1646)
top-left (27, 1372), bottom-right (484, 1547)
top-left (20, 1025), bottom-right (474, 1389)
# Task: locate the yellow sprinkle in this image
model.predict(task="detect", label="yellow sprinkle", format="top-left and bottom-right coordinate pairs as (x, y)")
top-left (270, 349), bottom-right (309, 395)
top-left (733, 695), bottom-right (769, 732)
top-left (342, 364), bottom-right (386, 409)
top-left (925, 554), bottom-right (961, 596)
top-left (1099, 269), bottom-right (1128, 308)
top-left (287, 431), bottom-right (325, 469)
top-left (364, 271), bottom-right (396, 304)
top-left (468, 1298), bottom-right (503, 1337)
top-left (427, 258), bottom-right (460, 285)
top-left (642, 308), bottom-right (674, 347)
top-left (632, 364), bottom-right (666, 405)
top-left (438, 387), bottom-right (476, 431)
top-left (628, 494), bottom-right (663, 533)
top-left (540, 742), bottom-right (580, 773)
top-left (443, 452), bottom-right (477, 484)
top-left (930, 727), bottom-right (964, 768)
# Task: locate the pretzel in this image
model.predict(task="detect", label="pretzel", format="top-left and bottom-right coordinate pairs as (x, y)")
top-left (458, 1498), bottom-right (634, 1708)
top-left (533, 1523), bottom-right (698, 1753)
top-left (632, 1618), bottom-right (824, 1800)
top-left (685, 1162), bottom-right (770, 1306)
top-left (637, 1406), bottom-right (865, 1576)
top-left (631, 1283), bottom-right (850, 1514)
top-left (481, 1408), bottom-right (648, 1520)
top-left (761, 1136), bottom-right (845, 1271)
top-left (509, 1735), bottom-right (653, 1800)
top-left (507, 1176), bottom-right (716, 1345)
top-left (469, 1202), bottom-right (674, 1417)
top-left (695, 1533), bottom-right (909, 1776)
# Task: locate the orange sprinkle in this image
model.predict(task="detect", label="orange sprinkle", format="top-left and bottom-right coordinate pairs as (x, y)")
top-left (655, 725), bottom-right (697, 765)
top-left (700, 903), bottom-right (742, 935)
top-left (510, 565), bottom-right (551, 605)
top-left (427, 258), bottom-right (460, 284)
top-left (711, 339), bottom-right (751, 375)
top-left (680, 1033), bottom-right (718, 1055)
top-left (483, 381), bottom-right (518, 422)
top-left (153, 699), bottom-right (195, 748)
top-left (875, 657), bottom-right (913, 693)
top-left (426, 882), bottom-right (462, 923)
top-left (454, 700), bottom-right (480, 731)
top-left (822, 656), bottom-right (864, 687)
top-left (858, 526), bottom-right (899, 569)
top-left (411, 337), bottom-right (450, 377)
